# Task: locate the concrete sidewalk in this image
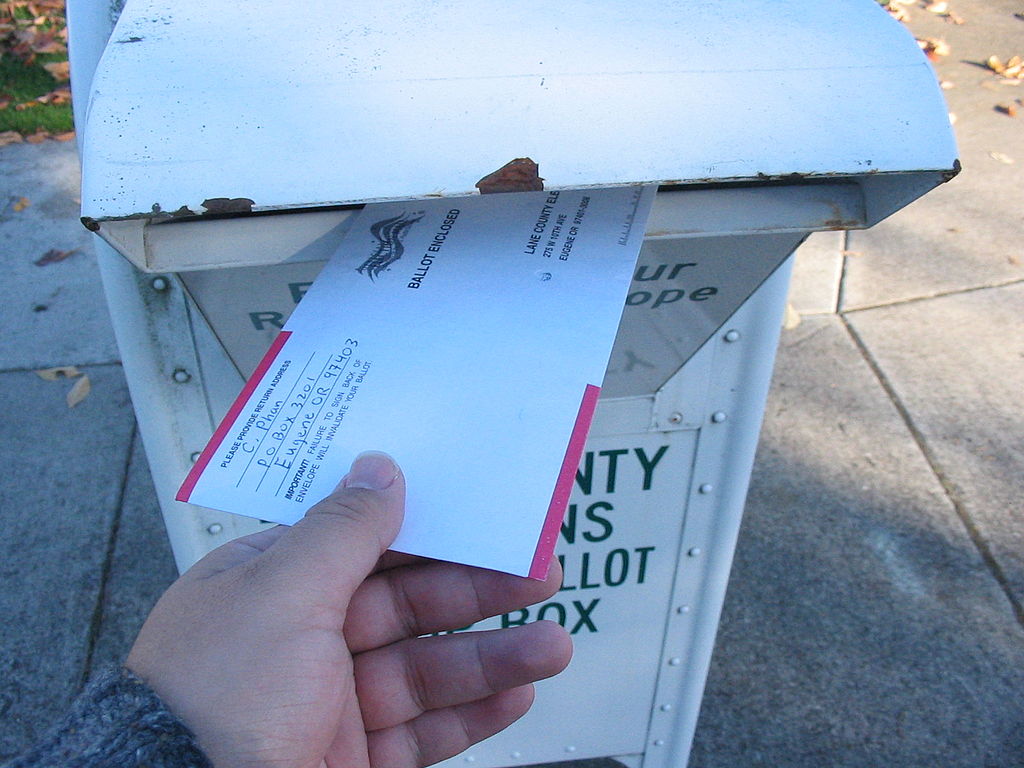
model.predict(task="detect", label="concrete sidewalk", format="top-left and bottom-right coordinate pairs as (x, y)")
top-left (1, 2), bottom-right (1022, 765)
top-left (689, 4), bottom-right (1024, 763)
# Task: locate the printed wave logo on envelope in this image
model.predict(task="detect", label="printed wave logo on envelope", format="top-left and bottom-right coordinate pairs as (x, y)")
top-left (177, 186), bottom-right (657, 578)
top-left (356, 211), bottom-right (425, 280)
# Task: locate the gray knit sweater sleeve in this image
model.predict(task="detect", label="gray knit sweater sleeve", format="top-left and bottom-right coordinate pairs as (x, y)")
top-left (3, 666), bottom-right (213, 768)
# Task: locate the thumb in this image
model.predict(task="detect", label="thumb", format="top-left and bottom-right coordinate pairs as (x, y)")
top-left (260, 451), bottom-right (406, 600)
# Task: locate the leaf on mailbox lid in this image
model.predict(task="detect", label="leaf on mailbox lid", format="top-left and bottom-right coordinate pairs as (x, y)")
top-left (475, 158), bottom-right (545, 194)
top-left (201, 197), bottom-right (255, 215)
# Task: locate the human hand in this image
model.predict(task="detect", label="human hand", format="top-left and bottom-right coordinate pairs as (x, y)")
top-left (126, 452), bottom-right (571, 768)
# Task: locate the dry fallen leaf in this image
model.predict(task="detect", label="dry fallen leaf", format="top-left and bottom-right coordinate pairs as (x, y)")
top-left (989, 151), bottom-right (1015, 164)
top-left (783, 303), bottom-right (801, 330)
top-left (475, 157), bottom-right (544, 194)
top-left (0, 131), bottom-right (24, 147)
top-left (0, 4), bottom-right (68, 63)
top-left (918, 38), bottom-right (951, 62)
top-left (923, 1), bottom-right (965, 23)
top-left (12, 196), bottom-right (31, 211)
top-left (66, 374), bottom-right (91, 408)
top-left (35, 366), bottom-right (82, 381)
top-left (42, 60), bottom-right (69, 81)
top-left (34, 247), bottom-right (78, 266)
top-left (987, 55), bottom-right (1024, 79)
top-left (34, 86), bottom-right (70, 105)
top-left (33, 38), bottom-right (64, 55)
top-left (24, 131), bottom-right (47, 144)
top-left (882, 2), bottom-right (910, 22)
top-left (52, 130), bottom-right (75, 142)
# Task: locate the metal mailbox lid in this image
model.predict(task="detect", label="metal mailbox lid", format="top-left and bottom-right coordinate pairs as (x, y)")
top-left (80, 0), bottom-right (957, 227)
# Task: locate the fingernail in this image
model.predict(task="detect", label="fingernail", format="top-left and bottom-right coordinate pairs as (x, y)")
top-left (342, 451), bottom-right (399, 490)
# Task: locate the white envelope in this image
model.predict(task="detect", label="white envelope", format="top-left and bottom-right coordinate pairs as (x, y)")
top-left (178, 185), bottom-right (656, 577)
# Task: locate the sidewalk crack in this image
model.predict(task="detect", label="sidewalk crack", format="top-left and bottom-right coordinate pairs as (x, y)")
top-left (841, 315), bottom-right (1024, 629)
top-left (836, 230), bottom-right (851, 313)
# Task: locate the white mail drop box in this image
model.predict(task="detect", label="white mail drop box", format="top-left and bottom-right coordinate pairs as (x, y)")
top-left (68, 1), bottom-right (957, 766)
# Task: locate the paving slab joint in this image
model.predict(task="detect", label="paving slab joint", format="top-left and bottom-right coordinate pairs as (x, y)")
top-left (840, 315), bottom-right (1024, 630)
top-left (78, 421), bottom-right (139, 690)
top-left (840, 277), bottom-right (1024, 316)
top-left (0, 360), bottom-right (125, 376)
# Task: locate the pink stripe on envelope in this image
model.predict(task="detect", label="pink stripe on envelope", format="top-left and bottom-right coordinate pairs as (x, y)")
top-left (528, 384), bottom-right (601, 580)
top-left (176, 331), bottom-right (293, 502)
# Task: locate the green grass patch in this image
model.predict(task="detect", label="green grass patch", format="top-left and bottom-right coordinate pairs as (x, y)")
top-left (1, 0), bottom-right (72, 136)
top-left (0, 56), bottom-right (73, 134)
